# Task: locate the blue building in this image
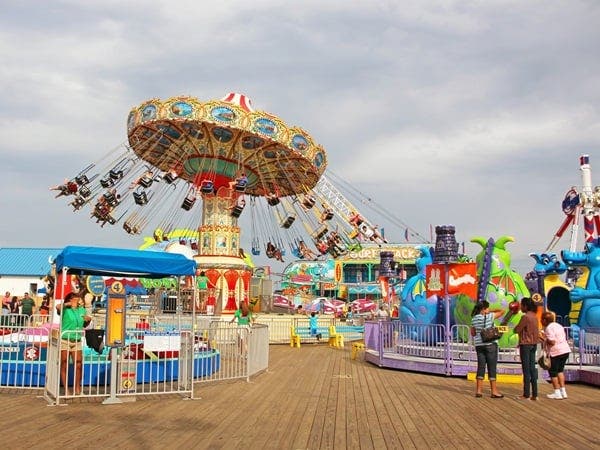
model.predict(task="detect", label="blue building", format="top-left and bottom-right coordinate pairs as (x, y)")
top-left (0, 247), bottom-right (62, 297)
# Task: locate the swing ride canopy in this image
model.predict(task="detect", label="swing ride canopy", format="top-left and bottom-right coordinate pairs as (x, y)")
top-left (54, 245), bottom-right (196, 278)
top-left (126, 93), bottom-right (327, 196)
top-left (51, 93), bottom-right (395, 261)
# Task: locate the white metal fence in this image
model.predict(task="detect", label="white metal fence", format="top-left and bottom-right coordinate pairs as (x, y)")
top-left (2, 312), bottom-right (358, 404)
top-left (0, 316), bottom-right (50, 389)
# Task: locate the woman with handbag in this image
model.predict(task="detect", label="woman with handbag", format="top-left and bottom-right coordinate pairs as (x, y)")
top-left (539, 311), bottom-right (571, 399)
top-left (514, 297), bottom-right (540, 401)
top-left (470, 300), bottom-right (504, 398)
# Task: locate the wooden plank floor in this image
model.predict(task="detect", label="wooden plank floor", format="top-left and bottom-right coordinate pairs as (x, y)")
top-left (2, 344), bottom-right (600, 449)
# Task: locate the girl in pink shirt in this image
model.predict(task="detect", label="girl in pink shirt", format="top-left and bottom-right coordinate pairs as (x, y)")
top-left (540, 311), bottom-right (571, 399)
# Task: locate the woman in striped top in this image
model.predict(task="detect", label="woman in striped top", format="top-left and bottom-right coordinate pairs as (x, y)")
top-left (471, 300), bottom-right (504, 398)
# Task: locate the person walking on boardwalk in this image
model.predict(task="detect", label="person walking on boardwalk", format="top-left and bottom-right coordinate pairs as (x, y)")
top-left (230, 301), bottom-right (253, 355)
top-left (309, 311), bottom-right (321, 342)
top-left (514, 297), bottom-right (540, 401)
top-left (470, 300), bottom-right (504, 398)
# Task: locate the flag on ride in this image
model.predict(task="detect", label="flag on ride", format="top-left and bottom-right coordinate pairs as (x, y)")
top-left (425, 262), bottom-right (477, 298)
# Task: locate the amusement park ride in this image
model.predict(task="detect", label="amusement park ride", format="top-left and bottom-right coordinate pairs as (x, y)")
top-left (546, 155), bottom-right (600, 253)
top-left (529, 154), bottom-right (600, 333)
top-left (51, 93), bottom-right (413, 312)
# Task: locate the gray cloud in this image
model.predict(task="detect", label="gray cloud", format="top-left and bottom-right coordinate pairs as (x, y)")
top-left (1, 0), bottom-right (599, 276)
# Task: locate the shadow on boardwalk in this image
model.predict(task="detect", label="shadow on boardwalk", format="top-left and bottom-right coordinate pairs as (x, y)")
top-left (2, 345), bottom-right (600, 449)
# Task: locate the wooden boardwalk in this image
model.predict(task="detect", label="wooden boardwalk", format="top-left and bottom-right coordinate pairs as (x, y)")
top-left (2, 344), bottom-right (600, 449)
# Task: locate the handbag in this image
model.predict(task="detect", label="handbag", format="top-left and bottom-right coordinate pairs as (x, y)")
top-left (480, 313), bottom-right (503, 342)
top-left (537, 349), bottom-right (551, 370)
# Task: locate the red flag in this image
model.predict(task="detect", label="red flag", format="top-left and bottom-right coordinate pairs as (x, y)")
top-left (425, 264), bottom-right (445, 297)
top-left (426, 262), bottom-right (478, 298)
top-left (447, 263), bottom-right (477, 298)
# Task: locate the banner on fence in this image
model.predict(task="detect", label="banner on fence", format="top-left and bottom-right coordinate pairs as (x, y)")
top-left (426, 263), bottom-right (477, 298)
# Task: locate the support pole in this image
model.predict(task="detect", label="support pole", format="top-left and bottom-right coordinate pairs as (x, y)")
top-left (102, 347), bottom-right (123, 404)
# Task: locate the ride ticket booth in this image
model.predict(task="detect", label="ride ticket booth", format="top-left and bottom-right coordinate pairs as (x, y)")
top-left (104, 281), bottom-right (133, 399)
top-left (43, 245), bottom-right (197, 406)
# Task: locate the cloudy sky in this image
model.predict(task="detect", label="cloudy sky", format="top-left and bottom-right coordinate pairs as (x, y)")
top-left (1, 0), bottom-right (599, 275)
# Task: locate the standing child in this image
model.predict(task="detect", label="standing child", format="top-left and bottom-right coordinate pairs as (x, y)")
top-left (309, 312), bottom-right (321, 341)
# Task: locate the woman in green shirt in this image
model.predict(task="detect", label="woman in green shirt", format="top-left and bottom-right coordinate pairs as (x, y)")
top-left (57, 292), bottom-right (91, 395)
top-left (230, 301), bottom-right (253, 355)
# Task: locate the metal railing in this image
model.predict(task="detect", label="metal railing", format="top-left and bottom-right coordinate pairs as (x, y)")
top-left (364, 321), bottom-right (600, 376)
top-left (0, 319), bottom-right (50, 389)
top-left (39, 322), bottom-right (269, 405)
top-left (254, 315), bottom-right (365, 344)
top-left (3, 313), bottom-right (359, 401)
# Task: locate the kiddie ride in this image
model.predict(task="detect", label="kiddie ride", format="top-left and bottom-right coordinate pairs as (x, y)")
top-left (0, 247), bottom-right (221, 397)
top-left (527, 155), bottom-right (600, 349)
top-left (393, 156), bottom-right (600, 352)
top-left (364, 157), bottom-right (600, 382)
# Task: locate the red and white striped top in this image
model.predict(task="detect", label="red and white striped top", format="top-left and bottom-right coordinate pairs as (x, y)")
top-left (221, 92), bottom-right (254, 112)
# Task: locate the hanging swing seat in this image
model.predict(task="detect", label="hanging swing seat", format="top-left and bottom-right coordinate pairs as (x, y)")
top-left (291, 244), bottom-right (302, 258)
top-left (93, 209), bottom-right (116, 227)
top-left (103, 192), bottom-right (119, 207)
top-left (164, 172), bottom-right (178, 184)
top-left (78, 185), bottom-right (92, 198)
top-left (358, 223), bottom-right (375, 239)
top-left (181, 194), bottom-right (196, 211)
top-left (100, 176), bottom-right (115, 188)
top-left (313, 225), bottom-right (328, 240)
top-left (327, 247), bottom-right (341, 258)
top-left (200, 180), bottom-right (214, 194)
top-left (267, 195), bottom-right (280, 206)
top-left (133, 190), bottom-right (149, 205)
top-left (70, 196), bottom-right (87, 211)
top-left (347, 228), bottom-right (359, 239)
top-left (316, 240), bottom-right (329, 255)
top-left (281, 215), bottom-right (295, 229)
top-left (233, 179), bottom-right (248, 192)
top-left (109, 169), bottom-right (124, 180)
top-left (75, 174), bottom-right (89, 185)
top-left (138, 175), bottom-right (153, 188)
top-left (302, 195), bottom-right (316, 209)
top-left (321, 209), bottom-right (334, 221)
top-left (251, 238), bottom-right (261, 255)
top-left (349, 213), bottom-right (364, 226)
top-left (298, 241), bottom-right (317, 260)
top-left (231, 204), bottom-right (244, 218)
top-left (266, 245), bottom-right (275, 259)
top-left (123, 222), bottom-right (140, 234)
top-left (190, 241), bottom-right (198, 250)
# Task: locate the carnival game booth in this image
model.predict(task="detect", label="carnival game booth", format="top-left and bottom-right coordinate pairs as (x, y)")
top-left (44, 245), bottom-right (220, 405)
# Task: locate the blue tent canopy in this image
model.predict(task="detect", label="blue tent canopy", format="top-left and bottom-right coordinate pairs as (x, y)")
top-left (54, 246), bottom-right (196, 278)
